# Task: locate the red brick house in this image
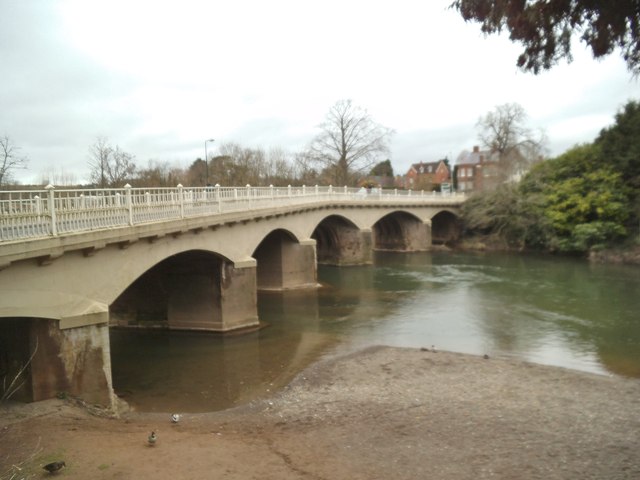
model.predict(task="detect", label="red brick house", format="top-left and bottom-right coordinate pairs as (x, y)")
top-left (404, 160), bottom-right (450, 190)
top-left (455, 146), bottom-right (501, 192)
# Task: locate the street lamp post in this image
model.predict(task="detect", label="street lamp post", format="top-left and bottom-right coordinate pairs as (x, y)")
top-left (204, 138), bottom-right (215, 186)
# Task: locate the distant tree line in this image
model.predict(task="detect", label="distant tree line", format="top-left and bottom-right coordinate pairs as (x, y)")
top-left (0, 99), bottom-right (395, 189)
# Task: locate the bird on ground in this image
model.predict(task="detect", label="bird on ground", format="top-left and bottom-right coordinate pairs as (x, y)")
top-left (171, 413), bottom-right (181, 423)
top-left (148, 431), bottom-right (158, 446)
top-left (43, 461), bottom-right (66, 474)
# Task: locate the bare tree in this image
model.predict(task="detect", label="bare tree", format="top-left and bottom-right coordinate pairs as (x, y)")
top-left (106, 146), bottom-right (136, 186)
top-left (88, 137), bottom-right (136, 187)
top-left (38, 168), bottom-right (78, 186)
top-left (265, 147), bottom-right (296, 185)
top-left (88, 136), bottom-right (112, 188)
top-left (477, 103), bottom-right (547, 181)
top-left (0, 135), bottom-right (28, 186)
top-left (293, 150), bottom-right (321, 185)
top-left (133, 159), bottom-right (175, 187)
top-left (308, 100), bottom-right (394, 186)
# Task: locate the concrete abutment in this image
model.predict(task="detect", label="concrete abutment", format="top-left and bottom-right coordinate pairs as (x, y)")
top-left (0, 317), bottom-right (114, 408)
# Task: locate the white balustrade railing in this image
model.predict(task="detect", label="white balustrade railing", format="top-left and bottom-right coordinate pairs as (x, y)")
top-left (0, 184), bottom-right (464, 242)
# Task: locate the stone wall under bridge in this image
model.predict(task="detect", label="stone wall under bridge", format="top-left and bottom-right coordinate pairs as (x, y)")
top-left (0, 201), bottom-right (461, 407)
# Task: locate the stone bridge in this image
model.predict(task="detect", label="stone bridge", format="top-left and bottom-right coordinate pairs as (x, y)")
top-left (0, 185), bottom-right (464, 408)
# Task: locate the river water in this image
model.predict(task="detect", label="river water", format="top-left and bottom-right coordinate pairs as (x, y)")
top-left (110, 251), bottom-right (640, 412)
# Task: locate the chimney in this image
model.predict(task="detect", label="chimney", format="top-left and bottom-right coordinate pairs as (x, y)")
top-left (473, 145), bottom-right (480, 153)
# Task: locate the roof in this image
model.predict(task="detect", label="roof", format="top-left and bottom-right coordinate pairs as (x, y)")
top-left (456, 149), bottom-right (498, 166)
top-left (408, 160), bottom-right (448, 172)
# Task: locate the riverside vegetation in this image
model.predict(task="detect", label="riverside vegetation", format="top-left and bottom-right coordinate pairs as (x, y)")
top-left (460, 100), bottom-right (640, 262)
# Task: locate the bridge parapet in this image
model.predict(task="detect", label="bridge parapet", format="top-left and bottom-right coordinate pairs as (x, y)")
top-left (1, 184), bottom-right (464, 244)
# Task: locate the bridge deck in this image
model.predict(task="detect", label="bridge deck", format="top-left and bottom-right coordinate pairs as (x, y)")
top-left (1, 185), bottom-right (464, 245)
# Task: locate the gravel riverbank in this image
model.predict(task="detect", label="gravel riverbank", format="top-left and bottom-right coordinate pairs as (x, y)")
top-left (2, 346), bottom-right (639, 479)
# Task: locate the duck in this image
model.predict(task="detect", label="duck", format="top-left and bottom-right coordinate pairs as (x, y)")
top-left (43, 461), bottom-right (66, 474)
top-left (171, 413), bottom-right (181, 423)
top-left (148, 431), bottom-right (158, 446)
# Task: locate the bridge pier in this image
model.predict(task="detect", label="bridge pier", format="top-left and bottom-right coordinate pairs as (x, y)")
top-left (256, 236), bottom-right (318, 290)
top-left (316, 227), bottom-right (373, 266)
top-left (398, 219), bottom-right (431, 251)
top-left (167, 259), bottom-right (259, 332)
top-left (374, 217), bottom-right (432, 252)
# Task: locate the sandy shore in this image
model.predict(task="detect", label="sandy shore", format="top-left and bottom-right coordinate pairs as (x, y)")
top-left (2, 346), bottom-right (639, 479)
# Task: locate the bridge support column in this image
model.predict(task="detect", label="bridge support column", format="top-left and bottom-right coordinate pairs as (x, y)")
top-left (167, 259), bottom-right (259, 332)
top-left (257, 239), bottom-right (318, 290)
top-left (424, 220), bottom-right (433, 249)
top-left (401, 220), bottom-right (430, 251)
top-left (375, 220), bottom-right (432, 252)
top-left (341, 228), bottom-right (373, 265)
top-left (29, 314), bottom-right (115, 408)
top-left (219, 259), bottom-right (259, 331)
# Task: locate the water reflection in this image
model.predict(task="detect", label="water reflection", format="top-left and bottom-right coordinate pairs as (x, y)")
top-left (110, 251), bottom-right (640, 412)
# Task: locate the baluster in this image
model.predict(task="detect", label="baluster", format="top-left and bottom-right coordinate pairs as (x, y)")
top-left (177, 184), bottom-right (184, 219)
top-left (45, 184), bottom-right (57, 236)
top-left (125, 184), bottom-right (133, 226)
top-left (215, 184), bottom-right (222, 213)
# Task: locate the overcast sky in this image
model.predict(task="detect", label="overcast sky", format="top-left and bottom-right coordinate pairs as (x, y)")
top-left (1, 0), bottom-right (638, 185)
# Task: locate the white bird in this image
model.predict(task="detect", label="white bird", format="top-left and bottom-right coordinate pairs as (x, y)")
top-left (171, 413), bottom-right (181, 423)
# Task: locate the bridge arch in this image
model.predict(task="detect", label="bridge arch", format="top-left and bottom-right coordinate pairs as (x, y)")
top-left (373, 211), bottom-right (430, 251)
top-left (312, 215), bottom-right (372, 266)
top-left (110, 249), bottom-right (233, 330)
top-left (431, 210), bottom-right (462, 245)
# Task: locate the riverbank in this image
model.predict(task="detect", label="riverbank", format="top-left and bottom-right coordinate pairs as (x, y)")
top-left (589, 245), bottom-right (640, 265)
top-left (457, 234), bottom-right (640, 266)
top-left (2, 346), bottom-right (639, 479)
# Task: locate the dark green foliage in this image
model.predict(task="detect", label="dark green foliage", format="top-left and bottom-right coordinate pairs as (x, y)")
top-left (370, 159), bottom-right (394, 177)
top-left (595, 100), bottom-right (640, 191)
top-left (450, 0), bottom-right (640, 75)
top-left (520, 143), bottom-right (630, 251)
